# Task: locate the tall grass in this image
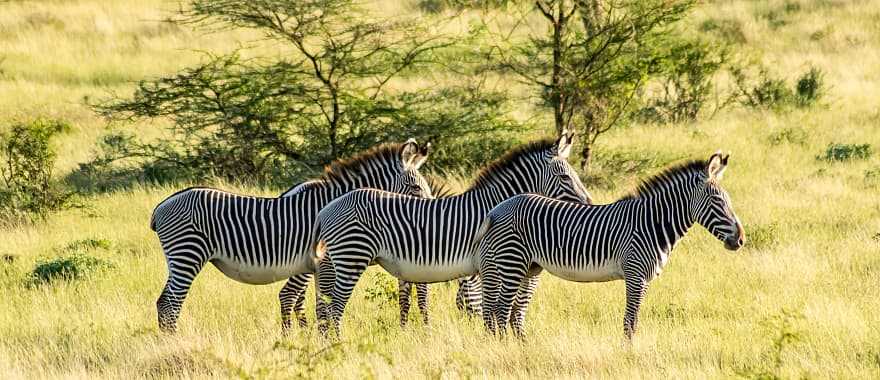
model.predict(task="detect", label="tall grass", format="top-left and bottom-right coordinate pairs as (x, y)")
top-left (1, 0), bottom-right (879, 378)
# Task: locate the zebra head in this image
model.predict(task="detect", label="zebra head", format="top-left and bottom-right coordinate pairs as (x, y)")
top-left (694, 152), bottom-right (744, 251)
top-left (394, 138), bottom-right (434, 199)
top-left (539, 132), bottom-right (593, 204)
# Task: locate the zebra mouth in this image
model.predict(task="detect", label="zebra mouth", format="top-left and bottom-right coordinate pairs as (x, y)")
top-left (723, 235), bottom-right (743, 251)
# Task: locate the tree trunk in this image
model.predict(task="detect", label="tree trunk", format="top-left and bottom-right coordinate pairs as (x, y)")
top-left (579, 140), bottom-right (592, 173)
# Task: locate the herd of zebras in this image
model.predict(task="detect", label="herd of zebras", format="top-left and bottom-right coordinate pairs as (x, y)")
top-left (150, 134), bottom-right (744, 340)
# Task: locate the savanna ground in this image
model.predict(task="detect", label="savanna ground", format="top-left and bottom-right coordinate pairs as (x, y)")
top-left (1, 0), bottom-right (879, 378)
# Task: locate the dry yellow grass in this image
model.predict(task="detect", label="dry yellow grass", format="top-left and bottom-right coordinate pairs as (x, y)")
top-left (1, 0), bottom-right (879, 378)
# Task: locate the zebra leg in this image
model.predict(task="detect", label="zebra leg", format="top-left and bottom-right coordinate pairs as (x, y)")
top-left (314, 258), bottom-right (335, 337)
top-left (279, 274), bottom-right (311, 332)
top-left (327, 257), bottom-right (371, 338)
top-left (623, 276), bottom-right (648, 340)
top-left (398, 279), bottom-right (413, 327)
top-left (415, 283), bottom-right (429, 325)
top-left (494, 257), bottom-right (527, 337)
top-left (456, 275), bottom-right (482, 316)
top-left (510, 275), bottom-right (540, 339)
top-left (156, 231), bottom-right (210, 333)
top-left (479, 257), bottom-right (501, 335)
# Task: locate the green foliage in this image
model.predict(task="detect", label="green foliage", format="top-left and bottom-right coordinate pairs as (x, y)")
top-left (768, 127), bottom-right (807, 146)
top-left (794, 66), bottom-right (825, 107)
top-left (363, 272), bottom-right (399, 307)
top-left (0, 119), bottom-right (76, 219)
top-left (26, 253), bottom-right (114, 287)
top-left (388, 84), bottom-right (526, 173)
top-left (733, 65), bottom-right (826, 110)
top-left (585, 149), bottom-right (682, 190)
top-left (819, 143), bottom-right (872, 162)
top-left (416, 0), bottom-right (512, 13)
top-left (638, 36), bottom-right (731, 124)
top-left (62, 238), bottom-right (112, 252)
top-left (91, 1), bottom-right (525, 185)
top-left (486, 0), bottom-right (697, 171)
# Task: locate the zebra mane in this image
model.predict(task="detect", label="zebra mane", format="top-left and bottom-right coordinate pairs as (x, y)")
top-left (470, 139), bottom-right (557, 189)
top-left (319, 143), bottom-right (403, 183)
top-left (622, 160), bottom-right (708, 200)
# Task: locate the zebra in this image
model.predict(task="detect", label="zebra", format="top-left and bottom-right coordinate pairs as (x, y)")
top-left (150, 139), bottom-right (432, 333)
top-left (309, 134), bottom-right (594, 336)
top-left (475, 152), bottom-right (745, 339)
top-left (278, 175), bottom-right (458, 330)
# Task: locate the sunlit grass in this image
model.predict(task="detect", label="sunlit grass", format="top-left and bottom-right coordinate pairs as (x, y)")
top-left (1, 0), bottom-right (879, 378)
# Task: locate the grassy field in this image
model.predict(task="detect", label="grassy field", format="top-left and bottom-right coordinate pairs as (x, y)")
top-left (1, 0), bottom-right (879, 378)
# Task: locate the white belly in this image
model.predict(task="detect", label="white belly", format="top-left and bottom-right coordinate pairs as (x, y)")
top-left (211, 258), bottom-right (309, 285)
top-left (374, 255), bottom-right (476, 283)
top-left (540, 260), bottom-right (623, 283)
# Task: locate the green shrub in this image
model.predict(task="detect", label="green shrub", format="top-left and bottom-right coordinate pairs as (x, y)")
top-left (819, 143), bottom-right (872, 162)
top-left (585, 149), bottom-right (682, 190)
top-left (795, 66), bottom-right (825, 107)
top-left (749, 75), bottom-right (793, 109)
top-left (638, 37), bottom-right (731, 124)
top-left (363, 272), bottom-right (399, 306)
top-left (733, 65), bottom-right (827, 110)
top-left (62, 238), bottom-right (112, 252)
top-left (26, 253), bottom-right (114, 287)
top-left (0, 119), bottom-right (76, 219)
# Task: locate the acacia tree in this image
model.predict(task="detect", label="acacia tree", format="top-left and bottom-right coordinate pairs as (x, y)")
top-left (94, 0), bottom-right (522, 183)
top-left (488, 0), bottom-right (695, 171)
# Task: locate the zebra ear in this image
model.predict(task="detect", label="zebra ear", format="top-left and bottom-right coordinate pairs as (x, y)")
top-left (400, 138), bottom-right (420, 168)
top-left (556, 132), bottom-right (574, 159)
top-left (707, 151), bottom-right (727, 181)
top-left (410, 142), bottom-right (430, 169)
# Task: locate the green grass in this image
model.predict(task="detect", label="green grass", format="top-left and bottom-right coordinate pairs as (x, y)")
top-left (2, 0), bottom-right (880, 378)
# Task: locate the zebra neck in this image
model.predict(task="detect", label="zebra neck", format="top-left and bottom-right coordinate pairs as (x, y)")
top-left (642, 192), bottom-right (695, 254)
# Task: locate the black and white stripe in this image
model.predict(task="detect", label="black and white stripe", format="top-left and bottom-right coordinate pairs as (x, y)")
top-left (476, 152), bottom-right (745, 339)
top-left (310, 135), bottom-right (593, 336)
top-left (151, 140), bottom-right (432, 333)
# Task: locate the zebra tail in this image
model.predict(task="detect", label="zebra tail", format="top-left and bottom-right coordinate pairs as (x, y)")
top-left (149, 211), bottom-right (157, 232)
top-left (471, 214), bottom-right (494, 256)
top-left (306, 218), bottom-right (326, 273)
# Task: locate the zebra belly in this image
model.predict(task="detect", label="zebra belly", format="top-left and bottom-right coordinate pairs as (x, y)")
top-left (539, 260), bottom-right (624, 283)
top-left (374, 256), bottom-right (476, 283)
top-left (211, 257), bottom-right (309, 285)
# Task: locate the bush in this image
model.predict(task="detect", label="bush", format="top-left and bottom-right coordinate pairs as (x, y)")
top-left (26, 253), bottom-right (114, 287)
top-left (733, 65), bottom-right (826, 110)
top-left (62, 238), bottom-right (112, 252)
top-left (585, 149), bottom-right (682, 190)
top-left (91, 1), bottom-right (527, 186)
top-left (638, 37), bottom-right (731, 124)
top-left (0, 119), bottom-right (75, 219)
top-left (795, 67), bottom-right (825, 107)
top-left (363, 272), bottom-right (399, 307)
top-left (819, 143), bottom-right (872, 162)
